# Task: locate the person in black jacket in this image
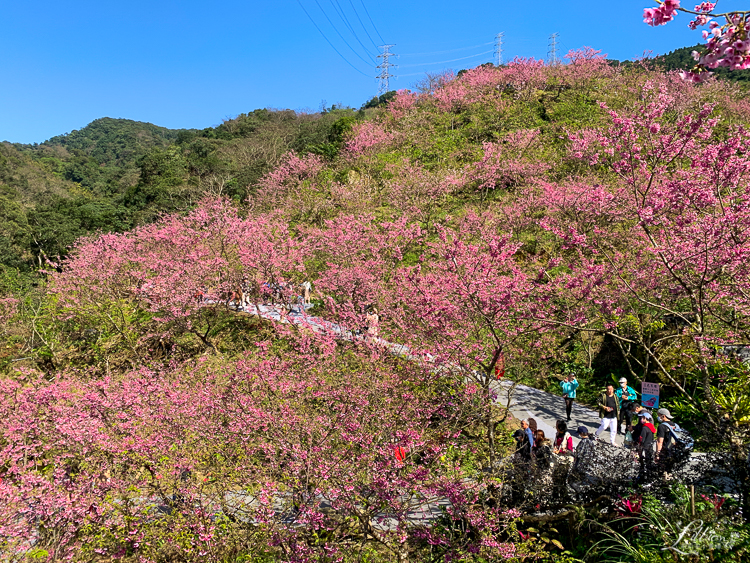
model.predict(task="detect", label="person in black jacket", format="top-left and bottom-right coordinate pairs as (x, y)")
top-left (633, 411), bottom-right (656, 485)
top-left (513, 429), bottom-right (531, 463)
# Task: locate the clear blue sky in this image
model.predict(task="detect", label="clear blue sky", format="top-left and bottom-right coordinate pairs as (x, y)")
top-left (1, 0), bottom-right (742, 144)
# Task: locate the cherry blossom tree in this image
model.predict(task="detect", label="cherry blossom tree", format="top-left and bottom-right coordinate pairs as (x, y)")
top-left (523, 81), bottom-right (750, 509)
top-left (0, 339), bottom-right (528, 561)
top-left (644, 1), bottom-right (750, 80)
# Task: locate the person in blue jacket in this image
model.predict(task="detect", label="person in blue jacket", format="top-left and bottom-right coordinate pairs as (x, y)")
top-left (560, 373), bottom-right (579, 422)
top-left (615, 377), bottom-right (639, 435)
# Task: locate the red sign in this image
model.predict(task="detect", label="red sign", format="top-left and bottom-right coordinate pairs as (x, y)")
top-left (394, 447), bottom-right (407, 462)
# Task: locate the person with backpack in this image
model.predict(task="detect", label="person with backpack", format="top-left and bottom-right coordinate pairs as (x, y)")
top-left (560, 373), bottom-right (579, 422)
top-left (615, 377), bottom-right (639, 435)
top-left (655, 408), bottom-right (693, 472)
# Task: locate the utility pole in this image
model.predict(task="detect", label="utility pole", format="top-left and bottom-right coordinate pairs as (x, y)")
top-left (495, 32), bottom-right (504, 66)
top-left (377, 44), bottom-right (396, 96)
top-left (547, 32), bottom-right (559, 66)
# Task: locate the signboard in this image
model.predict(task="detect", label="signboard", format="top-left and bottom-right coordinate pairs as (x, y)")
top-left (641, 382), bottom-right (660, 409)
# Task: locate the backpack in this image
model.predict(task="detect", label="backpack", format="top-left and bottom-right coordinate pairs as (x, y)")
top-left (664, 422), bottom-right (694, 451)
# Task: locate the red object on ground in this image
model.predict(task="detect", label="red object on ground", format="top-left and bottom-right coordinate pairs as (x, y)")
top-left (394, 446), bottom-right (406, 462)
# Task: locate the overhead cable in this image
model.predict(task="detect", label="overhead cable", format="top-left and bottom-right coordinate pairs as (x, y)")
top-left (312, 0), bottom-right (375, 67)
top-left (398, 50), bottom-right (494, 68)
top-left (399, 41), bottom-right (494, 57)
top-left (359, 0), bottom-right (385, 44)
top-left (296, 0), bottom-right (371, 77)
top-left (330, 0), bottom-right (376, 62)
top-left (347, 0), bottom-right (380, 49)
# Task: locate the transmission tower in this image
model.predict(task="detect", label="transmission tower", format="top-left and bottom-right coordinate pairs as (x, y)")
top-left (547, 32), bottom-right (559, 66)
top-left (377, 44), bottom-right (397, 95)
top-left (495, 32), bottom-right (504, 66)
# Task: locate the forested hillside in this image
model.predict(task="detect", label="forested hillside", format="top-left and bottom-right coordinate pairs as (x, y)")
top-left (2, 49), bottom-right (750, 561)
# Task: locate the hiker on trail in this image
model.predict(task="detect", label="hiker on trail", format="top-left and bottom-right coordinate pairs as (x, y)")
top-left (240, 278), bottom-right (251, 311)
top-left (633, 411), bottom-right (656, 485)
top-left (521, 419), bottom-right (535, 449)
top-left (595, 384), bottom-right (620, 446)
top-left (572, 426), bottom-right (597, 476)
top-left (513, 429), bottom-right (531, 462)
top-left (615, 377), bottom-right (639, 435)
top-left (560, 373), bottom-right (579, 422)
top-left (553, 420), bottom-right (574, 456)
top-left (301, 281), bottom-right (312, 305)
top-left (532, 430), bottom-right (553, 470)
top-left (655, 408), bottom-right (693, 472)
top-left (366, 307), bottom-right (379, 339)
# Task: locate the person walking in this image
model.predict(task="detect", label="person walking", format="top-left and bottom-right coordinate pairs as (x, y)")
top-left (560, 373), bottom-right (579, 422)
top-left (633, 411), bottom-right (656, 485)
top-left (365, 307), bottom-right (379, 339)
top-left (595, 384), bottom-right (620, 446)
top-left (301, 281), bottom-right (312, 305)
top-left (655, 408), bottom-right (693, 474)
top-left (615, 377), bottom-right (639, 435)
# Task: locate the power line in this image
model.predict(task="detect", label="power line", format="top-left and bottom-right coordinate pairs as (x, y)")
top-left (347, 0), bottom-right (379, 50)
top-left (312, 0), bottom-right (374, 67)
top-left (295, 0), bottom-right (371, 77)
top-left (398, 50), bottom-right (494, 68)
top-left (330, 0), bottom-right (376, 62)
top-left (399, 42), bottom-right (494, 57)
top-left (359, 0), bottom-right (385, 44)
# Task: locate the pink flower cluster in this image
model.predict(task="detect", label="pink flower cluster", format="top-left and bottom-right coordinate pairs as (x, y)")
top-left (644, 0), bottom-right (750, 81)
top-left (345, 120), bottom-right (396, 155)
top-left (643, 0), bottom-right (681, 26)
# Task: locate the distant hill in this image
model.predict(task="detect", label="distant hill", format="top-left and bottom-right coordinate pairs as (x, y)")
top-left (653, 44), bottom-right (750, 83)
top-left (41, 117), bottom-right (193, 167)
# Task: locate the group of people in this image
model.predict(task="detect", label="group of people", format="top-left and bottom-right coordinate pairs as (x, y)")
top-left (512, 375), bottom-right (692, 490)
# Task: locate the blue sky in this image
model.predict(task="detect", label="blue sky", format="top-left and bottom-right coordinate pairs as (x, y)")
top-left (0, 1), bottom-right (742, 143)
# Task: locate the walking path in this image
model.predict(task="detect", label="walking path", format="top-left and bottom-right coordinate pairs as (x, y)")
top-left (237, 302), bottom-right (624, 447)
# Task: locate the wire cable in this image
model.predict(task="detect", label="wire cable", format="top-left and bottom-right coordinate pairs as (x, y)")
top-left (312, 0), bottom-right (374, 67)
top-left (330, 0), bottom-right (376, 62)
top-left (296, 0), bottom-right (371, 77)
top-left (400, 42), bottom-right (494, 57)
top-left (398, 50), bottom-right (494, 68)
top-left (359, 0), bottom-right (385, 44)
top-left (347, 0), bottom-right (379, 49)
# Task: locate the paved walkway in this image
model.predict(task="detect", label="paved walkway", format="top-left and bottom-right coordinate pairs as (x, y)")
top-left (235, 302), bottom-right (624, 447)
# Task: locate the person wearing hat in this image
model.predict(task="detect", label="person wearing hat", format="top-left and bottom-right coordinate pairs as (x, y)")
top-left (655, 408), bottom-right (676, 457)
top-left (633, 410), bottom-right (656, 485)
top-left (570, 426), bottom-right (598, 495)
top-left (615, 377), bottom-right (639, 435)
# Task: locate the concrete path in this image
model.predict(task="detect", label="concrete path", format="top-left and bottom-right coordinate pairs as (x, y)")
top-left (493, 380), bottom-right (627, 447)
top-left (233, 301), bottom-right (626, 448)
top-left (233, 302), bottom-right (631, 445)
